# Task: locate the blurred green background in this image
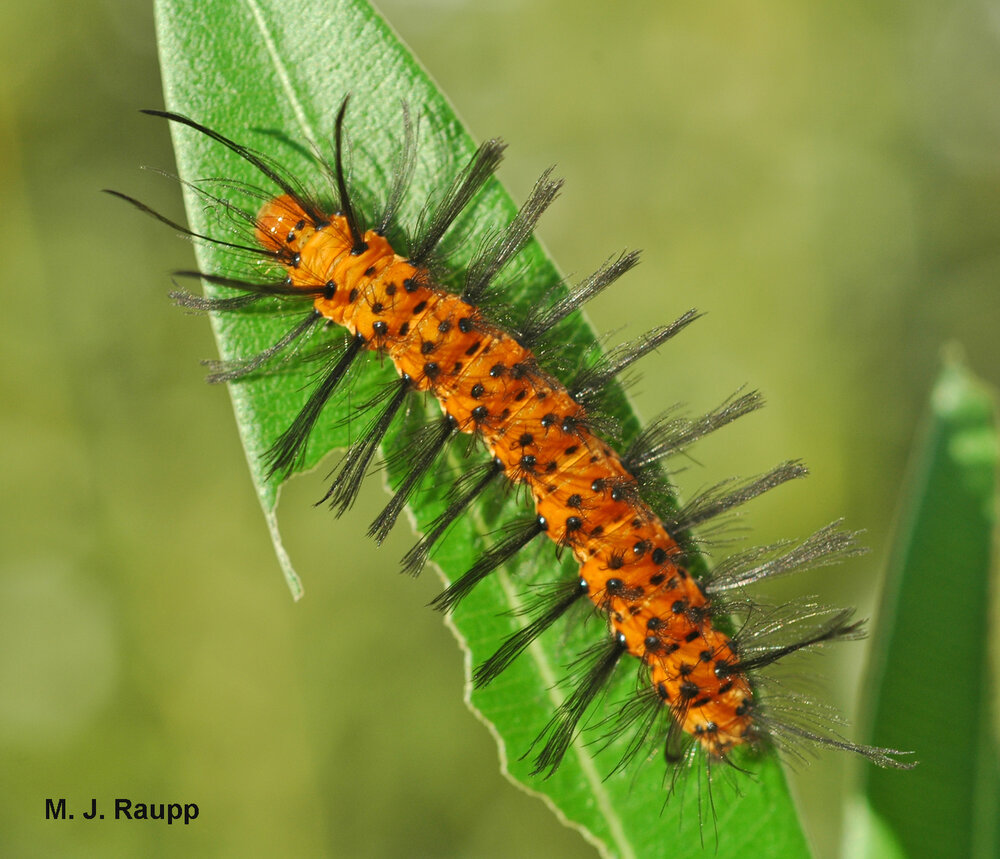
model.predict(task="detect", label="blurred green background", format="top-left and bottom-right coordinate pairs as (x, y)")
top-left (2, 0), bottom-right (997, 856)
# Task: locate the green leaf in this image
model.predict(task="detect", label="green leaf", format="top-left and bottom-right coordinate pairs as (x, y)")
top-left (154, 0), bottom-right (810, 854)
top-left (860, 351), bottom-right (999, 858)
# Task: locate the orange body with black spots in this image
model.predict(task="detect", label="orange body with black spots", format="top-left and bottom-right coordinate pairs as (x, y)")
top-left (258, 194), bottom-right (755, 755)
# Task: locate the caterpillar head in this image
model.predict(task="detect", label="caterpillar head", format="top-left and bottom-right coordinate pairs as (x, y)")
top-left (256, 194), bottom-right (315, 255)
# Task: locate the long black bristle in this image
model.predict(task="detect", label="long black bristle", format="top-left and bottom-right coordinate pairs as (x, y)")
top-left (598, 687), bottom-right (671, 778)
top-left (722, 609), bottom-right (864, 675)
top-left (140, 109), bottom-right (326, 226)
top-left (265, 334), bottom-right (365, 479)
top-left (706, 521), bottom-right (865, 594)
top-left (203, 311), bottom-right (320, 383)
top-left (529, 638), bottom-right (625, 777)
top-left (321, 376), bottom-right (412, 516)
top-left (624, 389), bottom-right (765, 476)
top-left (171, 291), bottom-right (264, 313)
top-left (570, 310), bottom-right (701, 405)
top-left (376, 102), bottom-right (419, 235)
top-left (103, 189), bottom-right (274, 258)
top-left (474, 580), bottom-right (587, 687)
top-left (173, 270), bottom-right (327, 299)
top-left (663, 705), bottom-right (693, 765)
top-left (332, 97), bottom-right (367, 254)
top-left (430, 516), bottom-right (545, 612)
top-left (662, 460), bottom-right (808, 532)
top-left (410, 138), bottom-right (507, 263)
top-left (400, 458), bottom-right (505, 577)
top-left (771, 724), bottom-right (916, 770)
top-left (519, 250), bottom-right (641, 347)
top-left (169, 273), bottom-right (324, 314)
top-left (368, 415), bottom-right (458, 545)
top-left (462, 168), bottom-right (563, 305)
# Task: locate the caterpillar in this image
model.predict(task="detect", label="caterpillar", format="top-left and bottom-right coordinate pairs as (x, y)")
top-left (110, 96), bottom-right (912, 798)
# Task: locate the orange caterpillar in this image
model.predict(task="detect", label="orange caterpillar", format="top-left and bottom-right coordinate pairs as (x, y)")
top-left (256, 191), bottom-right (756, 757)
top-left (110, 98), bottom-right (912, 781)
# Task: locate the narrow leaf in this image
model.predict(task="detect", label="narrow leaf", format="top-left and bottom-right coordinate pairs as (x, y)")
top-left (154, 0), bottom-right (812, 854)
top-left (860, 351), bottom-right (999, 858)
